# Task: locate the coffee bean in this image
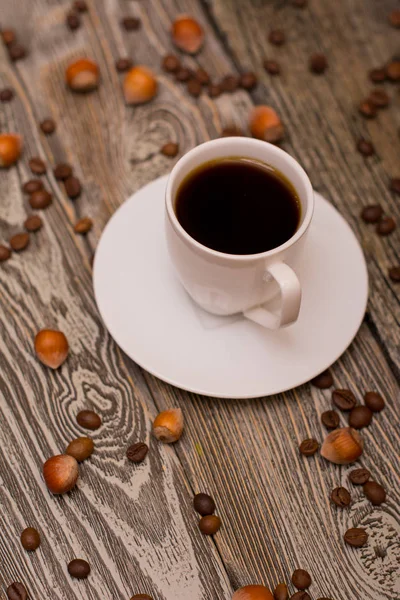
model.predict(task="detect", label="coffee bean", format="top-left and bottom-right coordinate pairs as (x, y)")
top-left (299, 438), bottom-right (319, 456)
top-left (161, 142), bottom-right (179, 158)
top-left (6, 582), bottom-right (27, 600)
top-left (389, 178), bottom-right (400, 195)
top-left (361, 204), bottom-right (383, 223)
top-left (332, 389), bottom-right (356, 411)
top-left (187, 79), bottom-right (202, 98)
top-left (77, 409), bottom-right (101, 430)
top-left (376, 216), bottom-right (396, 236)
top-left (330, 486), bottom-right (351, 508)
top-left (29, 189), bottom-right (52, 210)
top-left (240, 72), bottom-right (258, 90)
top-left (175, 67), bottom-right (192, 82)
top-left (10, 233), bottom-right (29, 252)
top-left (368, 88), bottom-right (390, 108)
top-left (74, 217), bottom-right (93, 234)
top-left (54, 163), bottom-right (73, 180)
top-left (349, 405), bottom-right (373, 429)
top-left (126, 442), bottom-right (149, 463)
top-left (66, 437), bottom-right (94, 462)
top-left (220, 75), bottom-right (240, 93)
top-left (309, 54), bottom-right (328, 74)
top-left (344, 527), bottom-right (368, 547)
top-left (162, 54), bottom-right (180, 73)
top-left (321, 410), bottom-right (340, 430)
top-left (24, 215), bottom-right (42, 232)
top-left (2, 29), bottom-right (16, 46)
top-left (386, 61), bottom-right (400, 81)
top-left (290, 593), bottom-right (310, 600)
top-left (29, 157), bottom-right (46, 175)
top-left (292, 0), bottom-right (308, 7)
top-left (195, 68), bottom-right (210, 85)
top-left (363, 481), bottom-right (386, 505)
top-left (356, 139), bottom-right (375, 157)
top-left (274, 583), bottom-right (288, 600)
top-left (208, 83), bottom-right (222, 98)
top-left (121, 17), bottom-right (141, 31)
top-left (20, 527), bottom-right (40, 551)
top-left (40, 118), bottom-right (56, 135)
top-left (116, 57), bottom-right (133, 72)
top-left (389, 9), bottom-right (400, 27)
top-left (193, 493), bottom-right (216, 516)
top-left (68, 558), bottom-right (91, 579)
top-left (364, 391), bottom-right (385, 413)
top-left (73, 0), bottom-right (88, 12)
top-left (220, 126), bottom-right (243, 137)
top-left (369, 68), bottom-right (386, 83)
top-left (199, 514), bottom-right (221, 535)
top-left (23, 179), bottom-right (43, 194)
top-left (64, 176), bottom-right (82, 199)
top-left (264, 59), bottom-right (281, 75)
top-left (0, 245), bottom-right (11, 262)
top-left (311, 369), bottom-right (333, 389)
top-left (269, 30), bottom-right (285, 46)
top-left (291, 569), bottom-right (311, 590)
top-left (358, 100), bottom-right (377, 118)
top-left (388, 266), bottom-right (400, 283)
top-left (8, 44), bottom-right (27, 61)
top-left (0, 88), bottom-right (14, 102)
top-left (349, 468), bottom-right (370, 485)
top-left (130, 595), bottom-right (153, 600)
top-left (66, 11), bottom-right (81, 30)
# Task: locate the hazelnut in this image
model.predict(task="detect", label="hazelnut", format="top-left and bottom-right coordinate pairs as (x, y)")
top-left (320, 427), bottom-right (364, 465)
top-left (43, 454), bottom-right (79, 494)
top-left (123, 66), bottom-right (158, 105)
top-left (66, 58), bottom-right (100, 92)
top-left (232, 585), bottom-right (274, 600)
top-left (66, 437), bottom-right (94, 462)
top-left (152, 408), bottom-right (183, 443)
top-left (34, 329), bottom-right (69, 369)
top-left (249, 106), bottom-right (284, 143)
top-left (0, 133), bottom-right (22, 167)
top-left (171, 15), bottom-right (204, 54)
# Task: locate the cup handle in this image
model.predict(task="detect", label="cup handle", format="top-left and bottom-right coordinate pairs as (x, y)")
top-left (243, 262), bottom-right (301, 330)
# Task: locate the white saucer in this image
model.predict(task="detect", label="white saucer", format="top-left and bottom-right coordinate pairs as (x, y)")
top-left (93, 175), bottom-right (368, 399)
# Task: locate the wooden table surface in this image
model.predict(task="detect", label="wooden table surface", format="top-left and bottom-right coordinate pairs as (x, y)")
top-left (1, 1), bottom-right (399, 599)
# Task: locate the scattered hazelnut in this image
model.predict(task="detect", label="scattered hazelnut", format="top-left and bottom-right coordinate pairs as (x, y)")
top-left (66, 437), bottom-right (94, 462)
top-left (232, 585), bottom-right (274, 600)
top-left (152, 408), bottom-right (183, 443)
top-left (123, 66), bottom-right (158, 105)
top-left (171, 15), bottom-right (204, 54)
top-left (320, 427), bottom-right (364, 465)
top-left (43, 454), bottom-right (79, 494)
top-left (66, 58), bottom-right (100, 92)
top-left (34, 329), bottom-right (69, 369)
top-left (249, 106), bottom-right (284, 143)
top-left (0, 133), bottom-right (22, 167)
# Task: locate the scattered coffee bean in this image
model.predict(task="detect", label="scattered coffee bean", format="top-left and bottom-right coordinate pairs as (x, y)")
top-left (162, 54), bottom-right (180, 73)
top-left (331, 486), bottom-right (351, 508)
top-left (358, 100), bottom-right (377, 118)
top-left (8, 44), bottom-right (27, 61)
top-left (74, 217), bottom-right (93, 234)
top-left (68, 558), bottom-right (91, 579)
top-left (269, 30), bottom-right (285, 46)
top-left (291, 569), bottom-right (311, 590)
top-left (321, 410), bottom-right (340, 430)
top-left (29, 157), bottom-right (46, 175)
top-left (0, 245), bottom-right (12, 262)
top-left (240, 72), bottom-right (258, 90)
top-left (76, 409), bottom-right (101, 430)
top-left (309, 54), bottom-right (328, 74)
top-left (311, 369), bottom-right (333, 389)
top-left (0, 88), bottom-right (14, 102)
top-left (66, 11), bottom-right (81, 30)
top-left (73, 0), bottom-right (88, 12)
top-left (376, 216), bottom-right (396, 236)
top-left (264, 59), bottom-right (281, 75)
top-left (10, 233), bottom-right (29, 252)
top-left (349, 405), bottom-right (373, 429)
top-left (64, 176), bottom-right (82, 199)
top-left (199, 514), bottom-right (221, 535)
top-left (208, 83), bottom-right (222, 98)
top-left (66, 437), bottom-right (94, 462)
top-left (20, 527), bottom-right (40, 551)
top-left (7, 582), bottom-right (27, 600)
top-left (349, 468), bottom-right (370, 485)
top-left (368, 88), bottom-right (389, 108)
top-left (344, 527), bottom-right (368, 547)
top-left (24, 215), bottom-right (42, 232)
top-left (2, 29), bottom-right (16, 46)
top-left (332, 389), bottom-right (356, 411)
top-left (29, 189), bottom-right (52, 210)
top-left (389, 9), bottom-right (400, 27)
top-left (40, 118), bottom-right (56, 135)
top-left (126, 442), bottom-right (149, 463)
top-left (299, 438), bottom-right (319, 456)
top-left (290, 593), bottom-right (310, 600)
top-left (220, 75), bottom-right (239, 93)
top-left (363, 481), bottom-right (386, 505)
top-left (388, 266), bottom-right (400, 283)
top-left (386, 61), bottom-right (400, 81)
top-left (121, 16), bottom-right (141, 31)
top-left (356, 139), bottom-right (375, 157)
top-left (23, 179), bottom-right (43, 194)
top-left (161, 142), bottom-right (179, 158)
top-left (361, 204), bottom-right (383, 223)
top-left (220, 126), bottom-right (243, 137)
top-left (193, 493), bottom-right (216, 516)
top-left (54, 163), bottom-right (73, 180)
top-left (175, 67), bottom-right (192, 82)
top-left (195, 68), bottom-right (210, 85)
top-left (116, 57), bottom-right (133, 72)
top-left (369, 68), bottom-right (386, 83)
top-left (130, 595), bottom-right (153, 600)
top-left (187, 79), bottom-right (202, 98)
top-left (389, 178), bottom-right (400, 195)
top-left (274, 583), bottom-right (289, 600)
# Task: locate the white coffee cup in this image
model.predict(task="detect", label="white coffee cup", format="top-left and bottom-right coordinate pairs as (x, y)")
top-left (165, 137), bottom-right (314, 329)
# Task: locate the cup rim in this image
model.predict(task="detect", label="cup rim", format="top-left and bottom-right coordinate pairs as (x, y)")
top-left (165, 137), bottom-right (314, 261)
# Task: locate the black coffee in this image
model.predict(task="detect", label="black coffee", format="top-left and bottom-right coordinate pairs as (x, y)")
top-left (175, 158), bottom-right (301, 255)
